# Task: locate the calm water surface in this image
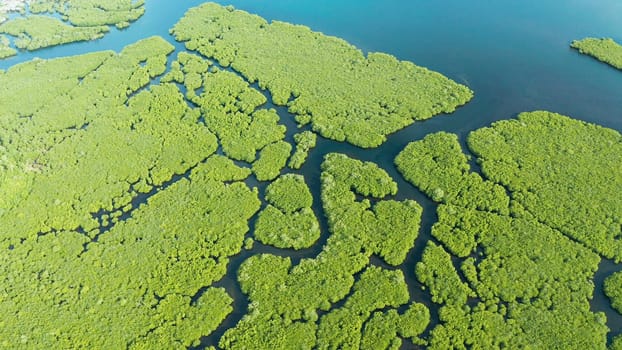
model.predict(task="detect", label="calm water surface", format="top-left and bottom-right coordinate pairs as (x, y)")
top-left (2, 0), bottom-right (622, 346)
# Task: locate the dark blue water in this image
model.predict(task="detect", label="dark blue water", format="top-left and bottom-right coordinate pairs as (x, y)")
top-left (2, 0), bottom-right (622, 346)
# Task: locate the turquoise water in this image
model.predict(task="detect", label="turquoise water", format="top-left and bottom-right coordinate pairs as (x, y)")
top-left (2, 0), bottom-right (622, 346)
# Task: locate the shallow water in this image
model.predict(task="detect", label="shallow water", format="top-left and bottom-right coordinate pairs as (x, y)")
top-left (2, 0), bottom-right (622, 347)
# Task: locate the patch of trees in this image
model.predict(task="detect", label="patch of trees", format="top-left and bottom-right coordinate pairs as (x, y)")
top-left (255, 174), bottom-right (320, 249)
top-left (0, 0), bottom-right (144, 53)
top-left (0, 37), bottom-right (182, 237)
top-left (0, 155), bottom-right (260, 348)
top-left (170, 3), bottom-right (473, 148)
top-left (572, 37), bottom-right (622, 70)
top-left (605, 271), bottom-right (622, 314)
top-left (0, 38), bottom-right (264, 347)
top-left (468, 111), bottom-right (622, 261)
top-left (163, 51), bottom-right (292, 178)
top-left (289, 131), bottom-right (316, 169)
top-left (252, 141), bottom-right (292, 181)
top-left (395, 132), bottom-right (509, 215)
top-left (218, 154), bottom-right (425, 349)
top-left (0, 15), bottom-right (108, 50)
top-left (0, 34), bottom-right (16, 58)
top-left (396, 110), bottom-right (620, 348)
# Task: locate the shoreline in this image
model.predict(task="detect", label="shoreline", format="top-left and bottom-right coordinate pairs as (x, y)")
top-left (0, 0), bottom-right (28, 23)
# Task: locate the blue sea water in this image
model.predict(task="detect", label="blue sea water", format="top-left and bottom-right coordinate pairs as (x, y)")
top-left (2, 0), bottom-right (622, 346)
top-left (3, 0), bottom-right (622, 132)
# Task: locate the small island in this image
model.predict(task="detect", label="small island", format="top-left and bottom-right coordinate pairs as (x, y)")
top-left (571, 37), bottom-right (622, 70)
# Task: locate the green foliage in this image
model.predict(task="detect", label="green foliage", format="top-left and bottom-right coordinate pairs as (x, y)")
top-left (219, 314), bottom-right (317, 350)
top-left (321, 153), bottom-right (422, 266)
top-left (252, 141), bottom-right (292, 181)
top-left (469, 111), bottom-right (622, 261)
top-left (221, 154), bottom-right (422, 349)
top-left (26, 0), bottom-right (144, 25)
top-left (59, 0), bottom-right (145, 27)
top-left (255, 175), bottom-right (319, 249)
top-left (0, 38), bottom-right (264, 348)
top-left (316, 266), bottom-right (410, 349)
top-left (191, 154), bottom-right (251, 183)
top-left (395, 131), bottom-right (509, 215)
top-left (2, 3), bottom-right (619, 348)
top-left (0, 35), bottom-right (16, 58)
top-left (0, 0), bottom-right (145, 53)
top-left (255, 206), bottom-right (320, 250)
top-left (572, 37), bottom-right (622, 70)
top-left (171, 3), bottom-right (472, 147)
top-left (399, 303), bottom-right (431, 339)
top-left (417, 207), bottom-right (608, 349)
top-left (605, 271), bottom-right (622, 314)
top-left (220, 254), bottom-right (322, 349)
top-left (265, 174), bottom-right (313, 213)
top-left (361, 311), bottom-right (404, 350)
top-left (0, 15), bottom-right (108, 50)
top-left (0, 157), bottom-right (260, 348)
top-left (416, 242), bottom-right (475, 305)
top-left (611, 335), bottom-right (622, 350)
top-left (289, 131), bottom-right (317, 169)
top-left (398, 111), bottom-right (616, 348)
top-left (167, 51), bottom-right (288, 164)
top-left (0, 37), bottom-right (180, 237)
top-left (361, 303), bottom-right (430, 349)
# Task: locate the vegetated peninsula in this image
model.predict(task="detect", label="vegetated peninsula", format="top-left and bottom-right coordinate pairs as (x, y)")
top-left (0, 0), bottom-right (145, 56)
top-left (0, 34), bottom-right (17, 58)
top-left (396, 111), bottom-right (622, 348)
top-left (571, 37), bottom-right (622, 70)
top-left (171, 3), bottom-right (473, 148)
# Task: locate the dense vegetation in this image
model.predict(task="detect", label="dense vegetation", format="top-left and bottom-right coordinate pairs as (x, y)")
top-left (2, 2), bottom-right (622, 349)
top-left (396, 110), bottom-right (622, 348)
top-left (29, 0), bottom-right (145, 28)
top-left (0, 37), bottom-right (263, 348)
top-left (572, 37), bottom-right (622, 70)
top-left (219, 154), bottom-right (424, 349)
top-left (605, 272), bottom-right (622, 314)
top-left (255, 174), bottom-right (320, 249)
top-left (0, 0), bottom-right (144, 54)
top-left (252, 140), bottom-right (292, 181)
top-left (0, 15), bottom-right (108, 50)
top-left (171, 2), bottom-right (473, 148)
top-left (289, 131), bottom-right (317, 169)
top-left (0, 21), bottom-right (427, 346)
top-left (162, 51), bottom-right (291, 178)
top-left (469, 111), bottom-right (622, 261)
top-left (0, 35), bottom-right (16, 58)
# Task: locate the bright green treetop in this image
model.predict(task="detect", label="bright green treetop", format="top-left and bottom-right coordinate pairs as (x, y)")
top-left (572, 37), bottom-right (622, 70)
top-left (171, 2), bottom-right (473, 148)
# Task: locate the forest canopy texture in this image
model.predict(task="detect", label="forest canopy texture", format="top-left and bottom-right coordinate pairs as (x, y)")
top-left (0, 2), bottom-right (621, 349)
